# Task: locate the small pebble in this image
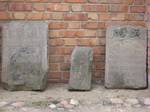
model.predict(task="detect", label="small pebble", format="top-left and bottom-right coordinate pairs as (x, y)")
top-left (11, 101), bottom-right (25, 107)
top-left (110, 98), bottom-right (123, 104)
top-left (143, 98), bottom-right (150, 106)
top-left (125, 98), bottom-right (139, 105)
top-left (60, 100), bottom-right (69, 105)
top-left (0, 101), bottom-right (8, 107)
top-left (70, 99), bottom-right (79, 106)
top-left (64, 104), bottom-right (74, 109)
top-left (49, 104), bottom-right (57, 109)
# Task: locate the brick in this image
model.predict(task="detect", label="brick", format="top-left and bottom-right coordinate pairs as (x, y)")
top-left (48, 38), bottom-right (64, 46)
top-left (63, 38), bottom-right (77, 46)
top-left (83, 30), bottom-right (97, 37)
top-left (64, 0), bottom-right (86, 3)
top-left (27, 13), bottom-right (43, 20)
top-left (33, 3), bottom-right (46, 11)
top-left (62, 72), bottom-right (70, 80)
top-left (146, 0), bottom-right (150, 4)
top-left (68, 22), bottom-right (81, 29)
top-left (146, 6), bottom-right (150, 13)
top-left (88, 13), bottom-right (98, 20)
top-left (134, 0), bottom-right (145, 5)
top-left (64, 13), bottom-right (88, 21)
top-left (60, 63), bottom-right (70, 71)
top-left (13, 12), bottom-right (26, 19)
top-left (49, 22), bottom-right (68, 29)
top-left (47, 3), bottom-right (70, 12)
top-left (94, 62), bottom-right (105, 70)
top-left (0, 12), bottom-right (10, 20)
top-left (88, 0), bottom-right (123, 4)
top-left (126, 13), bottom-right (144, 21)
top-left (109, 5), bottom-right (128, 12)
top-left (71, 4), bottom-right (82, 12)
top-left (82, 22), bottom-right (105, 29)
top-left (93, 47), bottom-right (105, 55)
top-left (63, 30), bottom-right (84, 37)
top-left (9, 3), bottom-right (32, 11)
top-left (28, 0), bottom-right (61, 2)
top-left (49, 56), bottom-right (64, 63)
top-left (93, 55), bottom-right (105, 62)
top-left (0, 2), bottom-right (8, 11)
top-left (130, 6), bottom-right (145, 13)
top-left (51, 12), bottom-right (63, 20)
top-left (49, 47), bottom-right (73, 55)
top-left (111, 13), bottom-right (126, 20)
top-left (49, 63), bottom-right (59, 71)
top-left (48, 72), bottom-right (62, 79)
top-left (97, 30), bottom-right (106, 37)
top-left (77, 38), bottom-right (99, 46)
top-left (83, 5), bottom-right (108, 12)
top-left (99, 13), bottom-right (111, 21)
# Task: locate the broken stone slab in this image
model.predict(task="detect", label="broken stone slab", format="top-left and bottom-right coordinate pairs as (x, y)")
top-left (1, 21), bottom-right (48, 91)
top-left (69, 46), bottom-right (93, 91)
top-left (105, 25), bottom-right (147, 89)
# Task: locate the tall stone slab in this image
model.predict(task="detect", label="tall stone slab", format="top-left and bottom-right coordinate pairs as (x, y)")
top-left (105, 26), bottom-right (147, 89)
top-left (69, 47), bottom-right (93, 90)
top-left (1, 21), bottom-right (48, 91)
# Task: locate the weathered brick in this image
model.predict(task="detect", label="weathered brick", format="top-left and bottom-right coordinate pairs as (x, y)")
top-left (49, 55), bottom-right (64, 63)
top-left (60, 63), bottom-right (70, 71)
top-left (77, 38), bottom-right (99, 46)
top-left (110, 13), bottom-right (126, 20)
top-left (64, 13), bottom-right (88, 21)
top-left (109, 5), bottom-right (128, 12)
top-left (9, 3), bottom-right (32, 11)
top-left (99, 13), bottom-right (111, 21)
top-left (63, 38), bottom-right (77, 46)
top-left (83, 5), bottom-right (108, 12)
top-left (134, 0), bottom-right (145, 5)
top-left (0, 3), bottom-right (8, 11)
top-left (88, 13), bottom-right (98, 20)
top-left (33, 3), bottom-right (46, 11)
top-left (130, 6), bottom-right (145, 13)
top-left (64, 0), bottom-right (86, 3)
top-left (47, 3), bottom-right (70, 12)
top-left (82, 22), bottom-right (105, 29)
top-left (27, 13), bottom-right (50, 20)
top-left (13, 12), bottom-right (26, 19)
top-left (126, 13), bottom-right (145, 21)
top-left (48, 38), bottom-right (64, 46)
top-left (49, 63), bottom-right (60, 71)
top-left (71, 4), bottom-right (82, 12)
top-left (68, 22), bottom-right (81, 29)
top-left (0, 12), bottom-right (10, 20)
top-left (49, 22), bottom-right (68, 29)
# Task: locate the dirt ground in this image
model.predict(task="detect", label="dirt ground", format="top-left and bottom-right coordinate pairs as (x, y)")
top-left (0, 83), bottom-right (150, 112)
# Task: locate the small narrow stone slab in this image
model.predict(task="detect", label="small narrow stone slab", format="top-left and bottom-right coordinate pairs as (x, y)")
top-left (1, 21), bottom-right (48, 91)
top-left (69, 46), bottom-right (93, 91)
top-left (105, 26), bottom-right (147, 89)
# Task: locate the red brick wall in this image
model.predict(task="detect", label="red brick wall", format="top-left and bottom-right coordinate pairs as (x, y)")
top-left (0, 0), bottom-right (147, 83)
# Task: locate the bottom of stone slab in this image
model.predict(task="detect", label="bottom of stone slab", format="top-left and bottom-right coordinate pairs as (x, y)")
top-left (105, 84), bottom-right (148, 90)
top-left (2, 83), bottom-right (47, 91)
top-left (68, 87), bottom-right (91, 91)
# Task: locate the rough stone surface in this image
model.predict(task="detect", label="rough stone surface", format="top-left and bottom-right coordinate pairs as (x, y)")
top-left (105, 26), bottom-right (147, 89)
top-left (69, 46), bottom-right (93, 90)
top-left (1, 21), bottom-right (48, 91)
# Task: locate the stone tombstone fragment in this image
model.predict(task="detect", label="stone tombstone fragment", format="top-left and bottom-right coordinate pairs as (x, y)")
top-left (105, 26), bottom-right (147, 89)
top-left (69, 46), bottom-right (93, 90)
top-left (2, 21), bottom-right (48, 91)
